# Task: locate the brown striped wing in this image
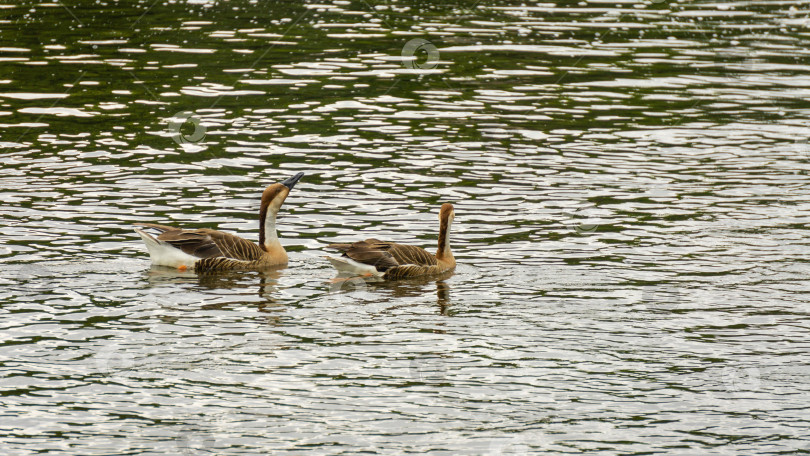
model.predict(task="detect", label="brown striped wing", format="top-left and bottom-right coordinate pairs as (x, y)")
top-left (195, 257), bottom-right (254, 272)
top-left (385, 242), bottom-right (437, 267)
top-left (138, 223), bottom-right (265, 261)
top-left (328, 239), bottom-right (399, 272)
top-left (374, 241), bottom-right (449, 279)
top-left (383, 264), bottom-right (444, 280)
top-left (201, 229), bottom-right (266, 261)
top-left (328, 238), bottom-right (437, 273)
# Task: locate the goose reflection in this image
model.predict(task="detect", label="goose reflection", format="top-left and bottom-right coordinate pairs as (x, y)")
top-left (436, 279), bottom-right (450, 315)
top-left (329, 270), bottom-right (454, 314)
top-left (142, 266), bottom-right (284, 316)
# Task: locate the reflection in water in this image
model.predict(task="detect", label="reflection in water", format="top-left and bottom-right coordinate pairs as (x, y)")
top-left (329, 270), bottom-right (455, 314)
top-left (437, 280), bottom-right (450, 315)
top-left (145, 264), bottom-right (280, 291)
top-left (144, 265), bottom-right (284, 312)
top-left (1, 0), bottom-right (810, 454)
top-left (144, 264), bottom-right (201, 286)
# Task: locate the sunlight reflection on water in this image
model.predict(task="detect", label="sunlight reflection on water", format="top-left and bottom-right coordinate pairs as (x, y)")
top-left (1, 0), bottom-right (810, 454)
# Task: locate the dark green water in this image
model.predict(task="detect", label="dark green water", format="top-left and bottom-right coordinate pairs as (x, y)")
top-left (1, 0), bottom-right (809, 454)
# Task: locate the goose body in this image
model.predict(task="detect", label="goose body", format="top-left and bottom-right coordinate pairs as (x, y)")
top-left (327, 203), bottom-right (456, 280)
top-left (134, 172), bottom-right (303, 272)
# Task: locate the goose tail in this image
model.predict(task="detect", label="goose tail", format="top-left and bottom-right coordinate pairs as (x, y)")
top-left (135, 228), bottom-right (162, 256)
top-left (326, 256), bottom-right (382, 276)
top-left (134, 227), bottom-right (199, 268)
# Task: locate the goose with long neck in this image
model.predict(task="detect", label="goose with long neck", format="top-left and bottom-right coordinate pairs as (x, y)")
top-left (435, 202), bottom-right (454, 264)
top-left (326, 203), bottom-right (456, 280)
top-left (258, 180), bottom-right (289, 255)
top-left (134, 172), bottom-right (303, 271)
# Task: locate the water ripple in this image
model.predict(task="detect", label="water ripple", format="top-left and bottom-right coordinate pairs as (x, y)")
top-left (0, 0), bottom-right (809, 454)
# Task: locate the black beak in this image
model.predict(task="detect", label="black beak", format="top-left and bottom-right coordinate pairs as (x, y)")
top-left (281, 172), bottom-right (304, 190)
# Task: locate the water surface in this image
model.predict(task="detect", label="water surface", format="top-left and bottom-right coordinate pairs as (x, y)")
top-left (1, 0), bottom-right (810, 454)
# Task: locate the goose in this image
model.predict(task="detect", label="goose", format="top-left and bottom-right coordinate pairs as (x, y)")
top-left (327, 203), bottom-right (456, 280)
top-left (134, 172), bottom-right (303, 272)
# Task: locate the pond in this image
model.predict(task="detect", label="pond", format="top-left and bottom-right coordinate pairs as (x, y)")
top-left (1, 0), bottom-right (809, 454)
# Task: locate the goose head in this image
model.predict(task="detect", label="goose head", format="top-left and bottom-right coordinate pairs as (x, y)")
top-left (260, 172), bottom-right (304, 214)
top-left (258, 172), bottom-right (303, 251)
top-left (437, 203), bottom-right (455, 261)
top-left (439, 203), bottom-right (454, 226)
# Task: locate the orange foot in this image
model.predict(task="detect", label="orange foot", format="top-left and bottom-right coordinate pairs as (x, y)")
top-left (178, 265), bottom-right (188, 272)
top-left (327, 273), bottom-right (373, 284)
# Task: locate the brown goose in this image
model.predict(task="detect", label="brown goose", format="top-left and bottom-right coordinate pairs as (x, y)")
top-left (134, 172), bottom-right (303, 272)
top-left (327, 203), bottom-right (456, 280)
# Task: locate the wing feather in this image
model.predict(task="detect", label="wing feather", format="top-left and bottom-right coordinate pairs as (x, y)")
top-left (200, 229), bottom-right (265, 261)
top-left (387, 244), bottom-right (437, 267)
top-left (383, 264), bottom-right (446, 280)
top-left (135, 222), bottom-right (181, 233)
top-left (195, 257), bottom-right (254, 272)
top-left (138, 224), bottom-right (264, 261)
top-left (327, 239), bottom-right (436, 272)
top-left (327, 239), bottom-right (399, 272)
